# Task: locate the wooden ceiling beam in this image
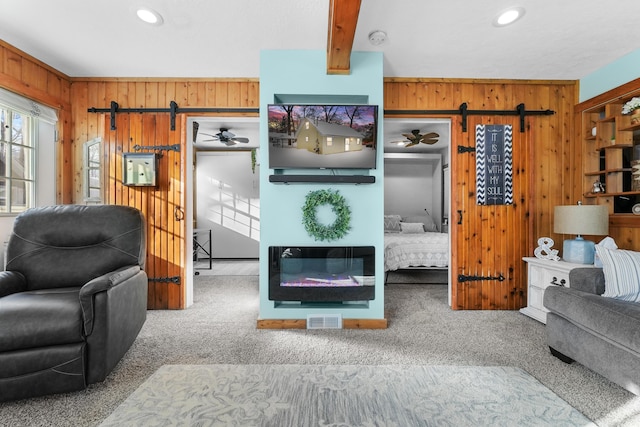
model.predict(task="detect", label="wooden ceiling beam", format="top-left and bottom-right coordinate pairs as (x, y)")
top-left (326, 0), bottom-right (362, 75)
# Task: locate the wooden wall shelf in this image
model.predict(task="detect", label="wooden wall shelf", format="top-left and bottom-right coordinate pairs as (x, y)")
top-left (580, 92), bottom-right (640, 216)
top-left (584, 191), bottom-right (640, 198)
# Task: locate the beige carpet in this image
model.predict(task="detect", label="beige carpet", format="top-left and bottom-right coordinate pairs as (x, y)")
top-left (195, 259), bottom-right (259, 276)
top-left (2, 276), bottom-right (638, 426)
top-left (99, 364), bottom-right (593, 426)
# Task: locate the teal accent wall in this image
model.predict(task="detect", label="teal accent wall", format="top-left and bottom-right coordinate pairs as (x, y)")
top-left (580, 49), bottom-right (640, 101)
top-left (259, 50), bottom-right (385, 320)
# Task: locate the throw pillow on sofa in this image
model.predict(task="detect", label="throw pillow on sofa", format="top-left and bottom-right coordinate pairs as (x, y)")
top-left (596, 246), bottom-right (640, 302)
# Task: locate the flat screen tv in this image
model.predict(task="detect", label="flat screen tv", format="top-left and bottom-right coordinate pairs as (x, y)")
top-left (269, 246), bottom-right (376, 303)
top-left (267, 104), bottom-right (378, 169)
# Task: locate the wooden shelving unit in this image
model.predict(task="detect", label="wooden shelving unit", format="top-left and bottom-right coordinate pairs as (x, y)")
top-left (581, 95), bottom-right (640, 216)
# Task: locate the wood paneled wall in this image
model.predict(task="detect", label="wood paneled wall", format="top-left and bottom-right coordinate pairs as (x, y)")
top-left (70, 79), bottom-right (259, 309)
top-left (70, 79), bottom-right (259, 201)
top-left (384, 78), bottom-right (579, 254)
top-left (2, 37), bottom-right (589, 309)
top-left (383, 79), bottom-right (578, 309)
top-left (0, 41), bottom-right (73, 203)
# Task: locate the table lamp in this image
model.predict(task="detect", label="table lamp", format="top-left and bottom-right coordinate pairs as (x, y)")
top-left (554, 202), bottom-right (609, 264)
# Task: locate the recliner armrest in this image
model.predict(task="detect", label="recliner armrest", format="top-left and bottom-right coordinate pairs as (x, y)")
top-left (79, 265), bottom-right (144, 335)
top-left (0, 271), bottom-right (27, 298)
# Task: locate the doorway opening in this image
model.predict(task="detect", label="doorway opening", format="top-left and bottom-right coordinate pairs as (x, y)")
top-left (382, 118), bottom-right (453, 302)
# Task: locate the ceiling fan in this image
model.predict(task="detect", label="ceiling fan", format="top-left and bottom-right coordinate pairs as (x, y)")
top-left (196, 125), bottom-right (250, 146)
top-left (398, 129), bottom-right (440, 147)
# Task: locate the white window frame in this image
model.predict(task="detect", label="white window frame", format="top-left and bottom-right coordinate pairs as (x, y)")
top-left (0, 88), bottom-right (58, 215)
top-left (83, 137), bottom-right (102, 202)
top-left (0, 106), bottom-right (36, 214)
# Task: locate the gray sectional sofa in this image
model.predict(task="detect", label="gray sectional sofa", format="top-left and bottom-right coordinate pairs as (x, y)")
top-left (544, 267), bottom-right (640, 395)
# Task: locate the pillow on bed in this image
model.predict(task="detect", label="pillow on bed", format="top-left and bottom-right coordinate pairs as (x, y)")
top-left (384, 215), bottom-right (402, 233)
top-left (400, 222), bottom-right (426, 234)
top-left (402, 215), bottom-right (438, 232)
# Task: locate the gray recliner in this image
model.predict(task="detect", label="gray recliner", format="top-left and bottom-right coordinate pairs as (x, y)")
top-left (0, 204), bottom-right (148, 401)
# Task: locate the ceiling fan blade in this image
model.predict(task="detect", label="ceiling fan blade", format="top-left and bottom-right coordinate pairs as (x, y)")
top-left (389, 140), bottom-right (407, 146)
top-left (199, 132), bottom-right (220, 140)
top-left (220, 130), bottom-right (236, 139)
top-left (421, 135), bottom-right (439, 143)
top-left (231, 137), bottom-right (250, 143)
top-left (405, 141), bottom-right (418, 148)
top-left (401, 133), bottom-right (416, 140)
top-left (422, 132), bottom-right (439, 139)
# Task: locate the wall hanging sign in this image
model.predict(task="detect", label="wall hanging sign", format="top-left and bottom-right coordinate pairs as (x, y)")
top-left (475, 124), bottom-right (513, 205)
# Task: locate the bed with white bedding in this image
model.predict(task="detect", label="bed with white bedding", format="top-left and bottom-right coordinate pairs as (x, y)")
top-left (384, 231), bottom-right (448, 271)
top-left (383, 214), bottom-right (449, 272)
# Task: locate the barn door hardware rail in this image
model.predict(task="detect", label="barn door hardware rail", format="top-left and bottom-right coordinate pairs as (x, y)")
top-left (385, 103), bottom-right (555, 132)
top-left (88, 101), bottom-right (259, 131)
top-left (149, 276), bottom-right (181, 284)
top-left (132, 143), bottom-right (180, 153)
top-left (458, 273), bottom-right (505, 283)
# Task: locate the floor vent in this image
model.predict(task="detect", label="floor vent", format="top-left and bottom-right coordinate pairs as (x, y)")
top-left (307, 314), bottom-right (343, 329)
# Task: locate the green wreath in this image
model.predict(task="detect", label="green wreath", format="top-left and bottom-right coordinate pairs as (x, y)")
top-left (302, 189), bottom-right (351, 241)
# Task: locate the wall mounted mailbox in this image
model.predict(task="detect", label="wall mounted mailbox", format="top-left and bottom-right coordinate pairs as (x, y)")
top-left (122, 152), bottom-right (158, 187)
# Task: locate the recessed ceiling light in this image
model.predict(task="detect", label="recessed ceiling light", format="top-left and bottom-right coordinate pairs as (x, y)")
top-left (136, 8), bottom-right (164, 25)
top-left (493, 7), bottom-right (525, 27)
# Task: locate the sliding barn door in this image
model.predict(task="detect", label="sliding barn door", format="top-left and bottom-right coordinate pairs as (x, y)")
top-left (103, 114), bottom-right (186, 309)
top-left (450, 116), bottom-right (533, 310)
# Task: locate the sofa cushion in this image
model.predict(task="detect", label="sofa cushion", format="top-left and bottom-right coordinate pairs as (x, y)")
top-left (0, 288), bottom-right (84, 352)
top-left (544, 286), bottom-right (640, 355)
top-left (596, 246), bottom-right (640, 302)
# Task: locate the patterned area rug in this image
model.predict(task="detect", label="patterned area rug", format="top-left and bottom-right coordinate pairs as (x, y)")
top-left (100, 364), bottom-right (594, 426)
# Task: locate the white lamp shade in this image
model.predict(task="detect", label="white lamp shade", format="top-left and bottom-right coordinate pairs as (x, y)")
top-left (554, 205), bottom-right (609, 236)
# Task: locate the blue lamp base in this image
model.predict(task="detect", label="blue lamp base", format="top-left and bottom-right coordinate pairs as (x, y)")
top-left (562, 236), bottom-right (596, 264)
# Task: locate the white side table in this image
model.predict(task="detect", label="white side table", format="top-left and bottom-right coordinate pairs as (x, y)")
top-left (520, 257), bottom-right (596, 324)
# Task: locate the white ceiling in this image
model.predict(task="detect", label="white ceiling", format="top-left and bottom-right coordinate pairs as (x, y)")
top-left (1, 0), bottom-right (638, 80)
top-left (3, 1), bottom-right (638, 153)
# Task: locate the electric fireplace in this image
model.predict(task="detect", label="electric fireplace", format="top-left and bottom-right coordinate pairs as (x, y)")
top-left (269, 246), bottom-right (375, 302)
